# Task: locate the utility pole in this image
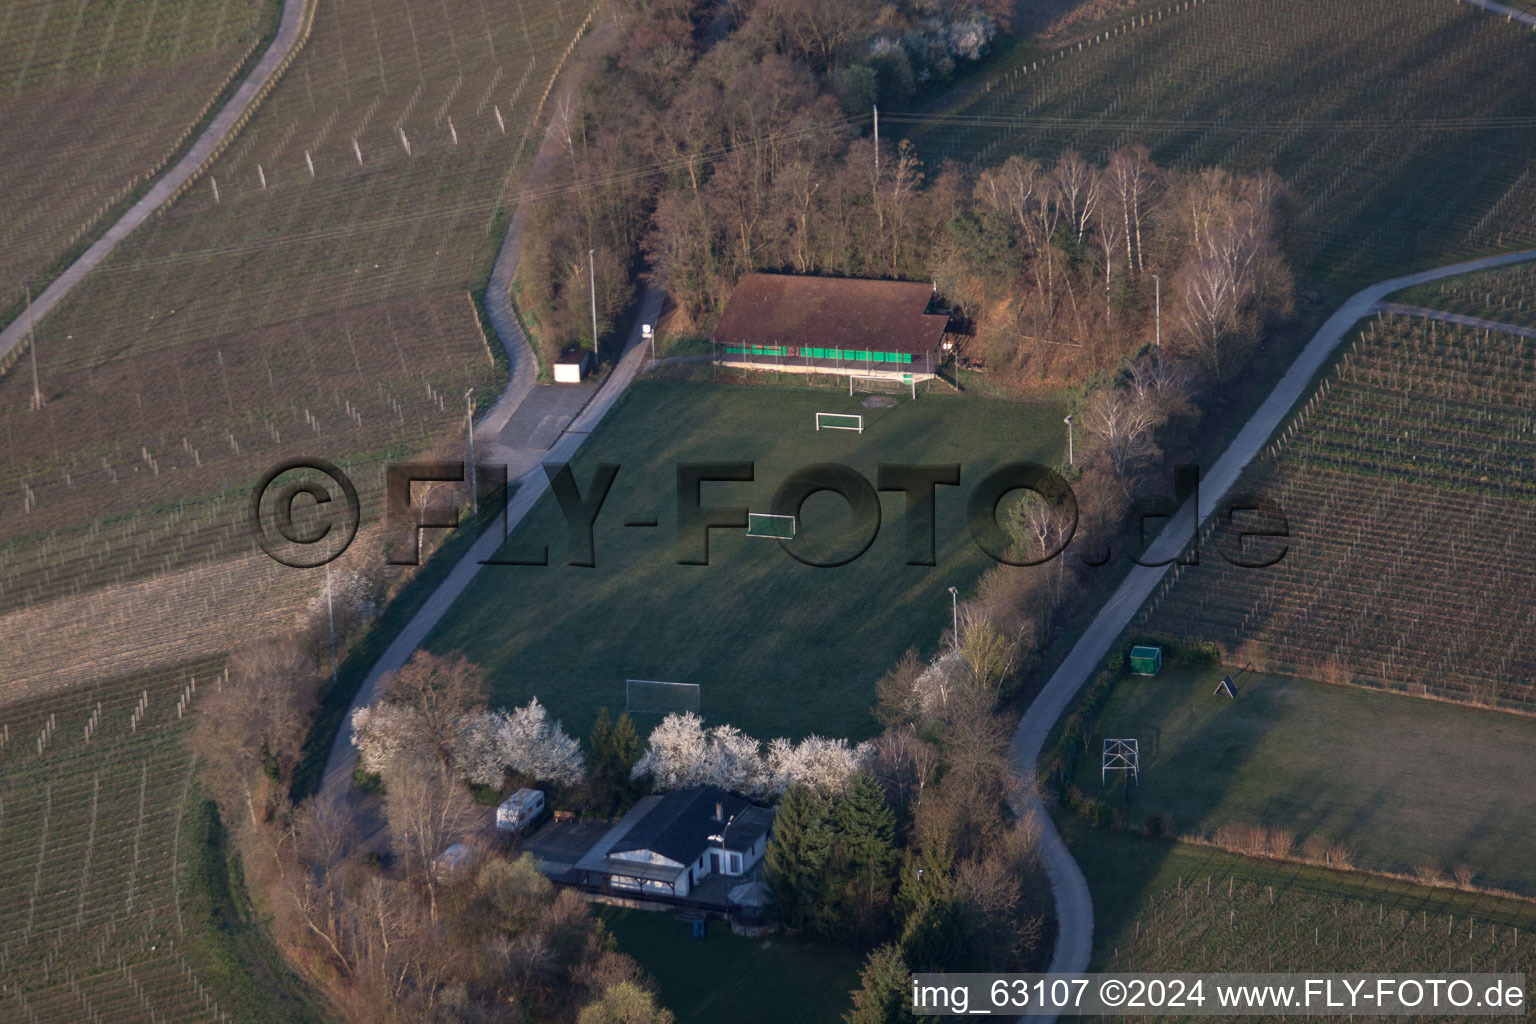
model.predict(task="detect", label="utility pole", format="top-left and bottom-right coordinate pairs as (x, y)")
top-left (947, 585), bottom-right (959, 649)
top-left (873, 104), bottom-right (879, 178)
top-left (588, 248), bottom-right (599, 371)
top-left (25, 287), bottom-right (43, 410)
top-left (465, 387), bottom-right (476, 513)
top-left (1153, 272), bottom-right (1162, 347)
top-left (324, 562), bottom-right (338, 686)
top-left (1064, 414), bottom-right (1075, 466)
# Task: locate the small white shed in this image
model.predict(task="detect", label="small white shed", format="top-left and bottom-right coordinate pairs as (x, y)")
top-left (553, 346), bottom-right (593, 383)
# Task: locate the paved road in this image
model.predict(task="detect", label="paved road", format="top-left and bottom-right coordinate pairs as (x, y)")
top-left (1376, 301), bottom-right (1536, 340)
top-left (0, 0), bottom-right (309, 362)
top-left (1011, 246), bottom-right (1536, 1001)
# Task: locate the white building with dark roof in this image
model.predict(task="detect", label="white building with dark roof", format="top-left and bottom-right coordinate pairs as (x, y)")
top-left (572, 786), bottom-right (774, 899)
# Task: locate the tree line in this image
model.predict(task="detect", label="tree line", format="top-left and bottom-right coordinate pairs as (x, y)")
top-left (522, 0), bottom-right (1291, 392)
top-left (195, 645), bottom-right (675, 1023)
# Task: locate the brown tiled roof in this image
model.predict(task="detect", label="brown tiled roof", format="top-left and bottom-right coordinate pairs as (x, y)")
top-left (712, 273), bottom-right (949, 355)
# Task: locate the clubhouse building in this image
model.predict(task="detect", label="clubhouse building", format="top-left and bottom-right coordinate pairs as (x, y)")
top-left (711, 273), bottom-right (951, 384)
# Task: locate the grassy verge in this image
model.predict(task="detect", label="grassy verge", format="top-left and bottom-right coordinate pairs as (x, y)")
top-left (180, 797), bottom-right (335, 1023)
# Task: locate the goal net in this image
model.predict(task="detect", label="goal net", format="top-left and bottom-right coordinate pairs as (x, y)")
top-left (746, 513), bottom-right (796, 539)
top-left (850, 373), bottom-right (916, 399)
top-left (625, 679), bottom-right (701, 715)
top-left (815, 412), bottom-right (864, 432)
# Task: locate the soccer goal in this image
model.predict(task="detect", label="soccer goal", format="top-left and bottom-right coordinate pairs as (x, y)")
top-left (625, 679), bottom-right (701, 715)
top-left (746, 512), bottom-right (796, 539)
top-left (815, 412), bottom-right (864, 433)
top-left (850, 373), bottom-right (916, 400)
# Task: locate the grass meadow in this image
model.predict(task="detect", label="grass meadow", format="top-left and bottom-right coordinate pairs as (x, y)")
top-left (599, 907), bottom-right (862, 1024)
top-left (427, 379), bottom-right (1069, 741)
top-left (903, 0), bottom-right (1536, 289)
top-left (1067, 665), bottom-right (1536, 895)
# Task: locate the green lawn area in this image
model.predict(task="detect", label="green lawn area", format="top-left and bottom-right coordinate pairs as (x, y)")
top-left (1067, 666), bottom-right (1536, 894)
top-left (428, 379), bottom-right (1066, 741)
top-left (599, 907), bottom-right (862, 1023)
top-left (1060, 820), bottom-right (1536, 968)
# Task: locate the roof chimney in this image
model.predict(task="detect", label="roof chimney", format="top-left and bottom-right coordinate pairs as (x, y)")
top-left (715, 801), bottom-right (724, 822)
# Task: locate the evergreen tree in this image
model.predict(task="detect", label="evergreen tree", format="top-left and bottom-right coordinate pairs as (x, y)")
top-left (610, 712), bottom-right (642, 777)
top-left (844, 943), bottom-right (916, 1024)
top-left (830, 773), bottom-right (900, 940)
top-left (899, 895), bottom-right (971, 973)
top-left (836, 774), bottom-right (898, 878)
top-left (587, 708), bottom-right (643, 811)
top-left (765, 784), bottom-right (833, 930)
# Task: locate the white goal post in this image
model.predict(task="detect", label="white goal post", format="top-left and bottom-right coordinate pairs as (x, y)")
top-left (625, 679), bottom-right (701, 715)
top-left (746, 512), bottom-right (797, 539)
top-left (850, 373), bottom-right (916, 399)
top-left (815, 412), bottom-right (864, 432)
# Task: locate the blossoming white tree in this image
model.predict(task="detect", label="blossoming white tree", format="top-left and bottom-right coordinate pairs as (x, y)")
top-left (631, 713), bottom-right (872, 799)
top-left (355, 698), bottom-right (585, 787)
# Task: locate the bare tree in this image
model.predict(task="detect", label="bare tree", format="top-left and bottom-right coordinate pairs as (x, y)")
top-left (381, 752), bottom-right (479, 922)
top-left (1082, 387), bottom-right (1163, 475)
top-left (194, 636), bottom-right (317, 827)
top-left (380, 651), bottom-right (486, 768)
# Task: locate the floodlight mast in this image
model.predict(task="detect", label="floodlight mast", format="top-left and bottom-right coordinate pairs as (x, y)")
top-left (1064, 414), bottom-right (1074, 466)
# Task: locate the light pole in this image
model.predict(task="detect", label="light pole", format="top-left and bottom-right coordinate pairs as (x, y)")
top-left (1064, 414), bottom-right (1074, 466)
top-left (588, 248), bottom-right (599, 370)
top-left (947, 585), bottom-right (959, 649)
top-left (1152, 272), bottom-right (1161, 348)
top-left (465, 388), bottom-right (476, 513)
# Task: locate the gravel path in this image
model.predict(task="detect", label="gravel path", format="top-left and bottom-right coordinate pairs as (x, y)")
top-left (1375, 301), bottom-right (1536, 340)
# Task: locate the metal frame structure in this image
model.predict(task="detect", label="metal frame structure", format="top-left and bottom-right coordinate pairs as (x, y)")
top-left (815, 412), bottom-right (864, 432)
top-left (849, 372), bottom-right (917, 400)
top-left (624, 679), bottom-right (701, 715)
top-left (746, 513), bottom-right (797, 539)
top-left (1102, 738), bottom-right (1140, 785)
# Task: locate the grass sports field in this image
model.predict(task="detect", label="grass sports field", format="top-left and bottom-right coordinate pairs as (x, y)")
top-left (1067, 665), bottom-right (1536, 894)
top-left (428, 379), bottom-right (1068, 741)
top-left (600, 907), bottom-right (861, 1024)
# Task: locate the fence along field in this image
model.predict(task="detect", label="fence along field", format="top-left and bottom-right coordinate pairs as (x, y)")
top-left (0, 659), bottom-right (313, 1023)
top-left (1144, 312), bottom-right (1536, 711)
top-left (902, 0), bottom-right (1536, 288)
top-left (0, 0), bottom-right (597, 624)
top-left (1102, 879), bottom-right (1535, 1013)
top-left (0, 0), bottom-right (269, 319)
